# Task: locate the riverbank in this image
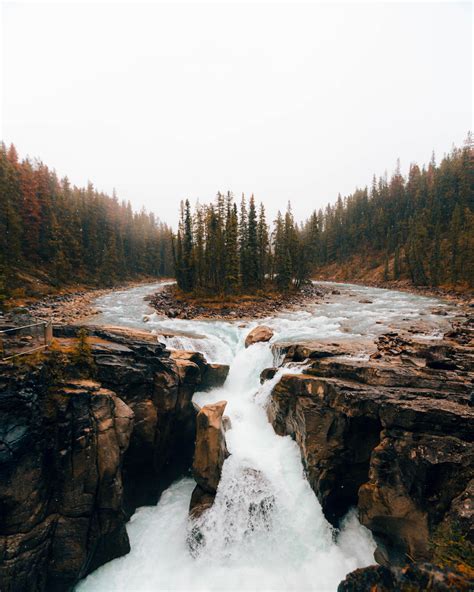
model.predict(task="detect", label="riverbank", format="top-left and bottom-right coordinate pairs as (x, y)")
top-left (9, 277), bottom-right (469, 332)
top-left (5, 278), bottom-right (171, 326)
top-left (314, 263), bottom-right (473, 304)
top-left (148, 283), bottom-right (329, 320)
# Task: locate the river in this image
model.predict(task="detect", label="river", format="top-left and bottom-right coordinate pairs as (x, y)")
top-left (77, 282), bottom-right (456, 592)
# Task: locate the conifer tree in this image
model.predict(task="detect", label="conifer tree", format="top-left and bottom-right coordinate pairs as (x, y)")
top-left (239, 194), bottom-right (249, 289)
top-left (182, 199), bottom-right (195, 291)
top-left (257, 203), bottom-right (269, 288)
top-left (247, 195), bottom-right (259, 290)
top-left (224, 202), bottom-right (240, 292)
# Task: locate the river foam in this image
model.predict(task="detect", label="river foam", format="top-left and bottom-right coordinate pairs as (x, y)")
top-left (77, 281), bottom-right (456, 591)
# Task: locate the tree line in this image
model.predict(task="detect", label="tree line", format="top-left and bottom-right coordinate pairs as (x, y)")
top-left (174, 193), bottom-right (310, 294)
top-left (1, 135), bottom-right (471, 306)
top-left (0, 143), bottom-right (174, 302)
top-left (300, 136), bottom-right (473, 288)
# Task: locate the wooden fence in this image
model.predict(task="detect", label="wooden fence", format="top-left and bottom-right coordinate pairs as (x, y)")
top-left (0, 320), bottom-right (53, 360)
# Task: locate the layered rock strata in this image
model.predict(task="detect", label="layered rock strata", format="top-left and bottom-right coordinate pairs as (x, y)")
top-left (268, 322), bottom-right (473, 572)
top-left (0, 326), bottom-right (228, 592)
top-left (337, 562), bottom-right (472, 591)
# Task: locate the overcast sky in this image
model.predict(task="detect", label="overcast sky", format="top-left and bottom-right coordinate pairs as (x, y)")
top-left (2, 0), bottom-right (472, 227)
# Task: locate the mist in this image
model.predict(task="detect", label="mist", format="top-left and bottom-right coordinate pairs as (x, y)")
top-left (2, 0), bottom-right (471, 227)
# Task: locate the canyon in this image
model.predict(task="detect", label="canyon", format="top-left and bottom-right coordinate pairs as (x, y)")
top-left (0, 281), bottom-right (472, 591)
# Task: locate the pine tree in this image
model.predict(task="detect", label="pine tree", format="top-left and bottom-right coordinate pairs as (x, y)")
top-left (239, 194), bottom-right (249, 289)
top-left (383, 254), bottom-right (390, 282)
top-left (393, 246), bottom-right (401, 280)
top-left (449, 205), bottom-right (462, 284)
top-left (182, 199), bottom-right (195, 291)
top-left (257, 203), bottom-right (269, 288)
top-left (246, 195), bottom-right (259, 290)
top-left (224, 202), bottom-right (240, 292)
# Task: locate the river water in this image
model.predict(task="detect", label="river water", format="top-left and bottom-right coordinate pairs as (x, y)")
top-left (77, 282), bottom-right (455, 592)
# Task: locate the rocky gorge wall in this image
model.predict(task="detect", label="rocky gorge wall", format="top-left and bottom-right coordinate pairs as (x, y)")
top-left (1, 312), bottom-right (472, 592)
top-left (267, 320), bottom-right (473, 587)
top-left (0, 326), bottom-right (228, 592)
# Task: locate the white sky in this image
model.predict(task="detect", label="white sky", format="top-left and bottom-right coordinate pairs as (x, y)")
top-left (1, 0), bottom-right (472, 227)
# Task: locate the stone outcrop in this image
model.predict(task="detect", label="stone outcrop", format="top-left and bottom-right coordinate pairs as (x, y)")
top-left (245, 325), bottom-right (274, 348)
top-left (0, 326), bottom-right (228, 592)
top-left (337, 563), bottom-right (472, 591)
top-left (0, 376), bottom-right (133, 592)
top-left (189, 401), bottom-right (229, 518)
top-left (268, 324), bottom-right (473, 569)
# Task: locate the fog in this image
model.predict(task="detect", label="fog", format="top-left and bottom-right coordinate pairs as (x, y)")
top-left (2, 0), bottom-right (471, 227)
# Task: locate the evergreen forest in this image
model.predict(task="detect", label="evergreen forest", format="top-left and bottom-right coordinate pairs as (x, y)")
top-left (0, 143), bottom-right (174, 302)
top-left (302, 137), bottom-right (473, 288)
top-left (1, 136), bottom-right (472, 306)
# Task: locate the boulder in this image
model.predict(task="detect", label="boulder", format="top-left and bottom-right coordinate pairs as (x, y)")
top-left (192, 400), bottom-right (229, 493)
top-left (201, 363), bottom-right (230, 390)
top-left (189, 401), bottom-right (230, 518)
top-left (260, 367), bottom-right (278, 383)
top-left (189, 485), bottom-right (216, 520)
top-left (245, 325), bottom-right (274, 348)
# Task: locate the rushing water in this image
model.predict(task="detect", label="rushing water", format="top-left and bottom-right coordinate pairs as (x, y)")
top-left (77, 282), bottom-right (456, 592)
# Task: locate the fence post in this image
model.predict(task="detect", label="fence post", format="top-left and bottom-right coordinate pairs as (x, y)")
top-left (45, 321), bottom-right (53, 346)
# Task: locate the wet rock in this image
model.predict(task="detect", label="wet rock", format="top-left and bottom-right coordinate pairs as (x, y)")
top-left (268, 330), bottom-right (474, 567)
top-left (245, 325), bottom-right (274, 348)
top-left (0, 378), bottom-right (133, 592)
top-left (0, 325), bottom-right (218, 591)
top-left (241, 468), bottom-right (275, 534)
top-left (189, 401), bottom-right (230, 520)
top-left (192, 401), bottom-right (229, 494)
top-left (275, 340), bottom-right (363, 362)
top-left (201, 363), bottom-right (230, 390)
top-left (189, 485), bottom-right (216, 520)
top-left (338, 563), bottom-right (472, 591)
top-left (260, 367), bottom-right (278, 383)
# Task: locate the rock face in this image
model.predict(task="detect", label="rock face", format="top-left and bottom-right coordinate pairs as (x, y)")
top-left (189, 401), bottom-right (229, 518)
top-left (268, 326), bottom-right (473, 568)
top-left (0, 326), bottom-right (227, 592)
top-left (0, 376), bottom-right (133, 592)
top-left (245, 325), bottom-right (274, 348)
top-left (337, 563), bottom-right (472, 591)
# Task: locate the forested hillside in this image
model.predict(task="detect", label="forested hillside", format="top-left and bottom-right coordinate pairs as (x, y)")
top-left (301, 137), bottom-right (473, 289)
top-left (174, 194), bottom-right (309, 295)
top-left (0, 143), bottom-right (174, 303)
top-left (1, 136), bottom-right (472, 307)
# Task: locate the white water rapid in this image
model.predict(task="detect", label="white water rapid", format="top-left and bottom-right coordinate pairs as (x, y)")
top-left (77, 282), bottom-right (456, 592)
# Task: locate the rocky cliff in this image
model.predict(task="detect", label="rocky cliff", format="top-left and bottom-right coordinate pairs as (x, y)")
top-left (0, 326), bottom-right (228, 592)
top-left (268, 318), bottom-right (473, 583)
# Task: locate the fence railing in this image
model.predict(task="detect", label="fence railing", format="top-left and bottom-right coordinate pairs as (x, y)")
top-left (0, 320), bottom-right (53, 361)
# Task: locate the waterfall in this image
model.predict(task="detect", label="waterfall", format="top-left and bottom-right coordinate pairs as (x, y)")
top-left (78, 337), bottom-right (376, 592)
top-left (77, 280), bottom-right (454, 591)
